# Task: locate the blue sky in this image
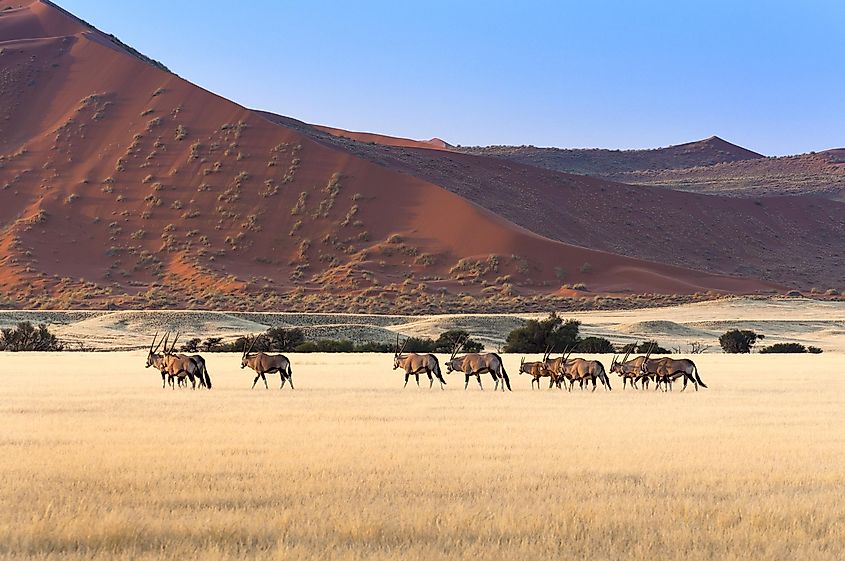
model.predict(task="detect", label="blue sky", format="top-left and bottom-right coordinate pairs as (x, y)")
top-left (60, 0), bottom-right (844, 155)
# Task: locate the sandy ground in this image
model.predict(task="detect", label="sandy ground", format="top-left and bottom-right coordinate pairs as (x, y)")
top-left (0, 351), bottom-right (843, 560)
top-left (1, 297), bottom-right (843, 352)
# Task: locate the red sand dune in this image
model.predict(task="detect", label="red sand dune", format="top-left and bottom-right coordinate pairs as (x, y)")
top-left (0, 1), bottom-right (786, 310)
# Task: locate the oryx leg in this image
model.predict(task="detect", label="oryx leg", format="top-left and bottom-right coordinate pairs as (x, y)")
top-left (261, 373), bottom-right (269, 389)
top-left (477, 374), bottom-right (484, 390)
top-left (161, 372), bottom-right (166, 389)
top-left (252, 373), bottom-right (261, 389)
top-left (426, 369), bottom-right (433, 389)
top-left (464, 374), bottom-right (470, 390)
top-left (404, 373), bottom-right (410, 388)
top-left (415, 373), bottom-right (420, 387)
top-left (280, 375), bottom-right (287, 389)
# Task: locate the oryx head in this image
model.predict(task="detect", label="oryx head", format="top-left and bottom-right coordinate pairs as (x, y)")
top-left (146, 331), bottom-right (163, 368)
top-left (444, 336), bottom-right (467, 374)
top-left (241, 335), bottom-right (259, 368)
top-left (610, 344), bottom-right (634, 375)
top-left (393, 335), bottom-right (408, 370)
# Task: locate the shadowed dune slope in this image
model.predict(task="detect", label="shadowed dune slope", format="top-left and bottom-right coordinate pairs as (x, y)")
top-left (270, 122), bottom-right (845, 290)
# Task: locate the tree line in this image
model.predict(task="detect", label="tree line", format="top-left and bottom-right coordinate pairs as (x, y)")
top-left (0, 320), bottom-right (824, 354)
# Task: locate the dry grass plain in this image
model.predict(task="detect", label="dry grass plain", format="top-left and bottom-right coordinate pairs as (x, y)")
top-left (1, 351), bottom-right (844, 560)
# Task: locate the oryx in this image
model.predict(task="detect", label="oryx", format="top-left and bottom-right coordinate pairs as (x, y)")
top-left (392, 335), bottom-right (446, 389)
top-left (241, 335), bottom-right (294, 389)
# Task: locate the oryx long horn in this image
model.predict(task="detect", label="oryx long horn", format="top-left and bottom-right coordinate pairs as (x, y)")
top-left (246, 334), bottom-right (259, 356)
top-left (161, 332), bottom-right (170, 355)
top-left (622, 341), bottom-right (635, 363)
top-left (398, 336), bottom-right (408, 356)
top-left (644, 342), bottom-right (655, 361)
top-left (150, 331), bottom-right (160, 353)
top-left (451, 335), bottom-right (465, 360)
top-left (170, 331), bottom-right (180, 354)
top-left (242, 335), bottom-right (250, 358)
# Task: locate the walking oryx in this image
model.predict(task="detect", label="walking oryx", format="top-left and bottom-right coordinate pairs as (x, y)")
top-left (241, 335), bottom-right (294, 389)
top-left (519, 345), bottom-right (558, 389)
top-left (160, 332), bottom-right (212, 389)
top-left (393, 336), bottom-right (446, 389)
top-left (609, 344), bottom-right (652, 390)
top-left (554, 347), bottom-right (612, 392)
top-left (640, 346), bottom-right (707, 391)
top-left (444, 338), bottom-right (511, 391)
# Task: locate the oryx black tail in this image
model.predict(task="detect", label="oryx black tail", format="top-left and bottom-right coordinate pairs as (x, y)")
top-left (493, 353), bottom-right (511, 391)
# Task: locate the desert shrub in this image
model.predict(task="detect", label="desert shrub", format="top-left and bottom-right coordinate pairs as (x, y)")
top-left (180, 338), bottom-right (201, 353)
top-left (579, 262), bottom-right (593, 274)
top-left (296, 339), bottom-right (355, 353)
top-left (0, 322), bottom-right (63, 351)
top-left (200, 337), bottom-right (224, 352)
top-left (577, 336), bottom-right (614, 353)
top-left (759, 342), bottom-right (822, 354)
top-left (719, 329), bottom-right (763, 354)
top-left (291, 192), bottom-right (308, 215)
top-left (397, 337), bottom-right (436, 353)
top-left (503, 313), bottom-right (580, 353)
top-left (622, 340), bottom-right (671, 354)
top-left (355, 341), bottom-right (395, 353)
top-left (434, 330), bottom-right (483, 353)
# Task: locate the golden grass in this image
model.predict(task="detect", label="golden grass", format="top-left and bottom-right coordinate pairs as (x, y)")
top-left (1, 352), bottom-right (844, 560)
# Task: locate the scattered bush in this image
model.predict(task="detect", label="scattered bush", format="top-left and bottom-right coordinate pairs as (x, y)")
top-left (577, 336), bottom-right (614, 353)
top-left (719, 329), bottom-right (763, 354)
top-left (1, 322), bottom-right (63, 351)
top-left (759, 343), bottom-right (823, 354)
top-left (503, 313), bottom-right (580, 353)
top-left (434, 329), bottom-right (483, 353)
top-left (622, 341), bottom-right (670, 354)
top-left (180, 338), bottom-right (201, 353)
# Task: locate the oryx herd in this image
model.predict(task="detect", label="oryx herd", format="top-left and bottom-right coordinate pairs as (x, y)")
top-left (518, 342), bottom-right (707, 392)
top-left (145, 332), bottom-right (706, 393)
top-left (145, 332), bottom-right (293, 390)
top-left (393, 338), bottom-right (707, 393)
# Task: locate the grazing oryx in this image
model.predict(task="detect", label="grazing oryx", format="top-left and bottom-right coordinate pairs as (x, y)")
top-left (393, 336), bottom-right (446, 389)
top-left (160, 332), bottom-right (211, 390)
top-left (444, 338), bottom-right (511, 391)
top-left (554, 347), bottom-right (612, 392)
top-left (519, 345), bottom-right (557, 389)
top-left (241, 335), bottom-right (294, 389)
top-left (640, 346), bottom-right (707, 391)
